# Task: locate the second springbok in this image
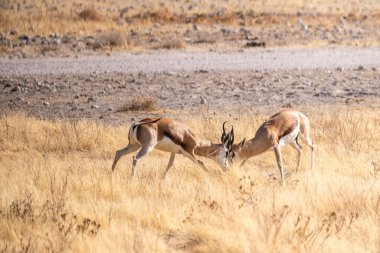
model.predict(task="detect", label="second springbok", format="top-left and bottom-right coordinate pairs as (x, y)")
top-left (229, 109), bottom-right (315, 185)
top-left (111, 118), bottom-right (234, 178)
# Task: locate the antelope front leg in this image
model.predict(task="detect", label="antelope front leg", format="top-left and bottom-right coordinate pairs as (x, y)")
top-left (162, 153), bottom-right (176, 179)
top-left (274, 145), bottom-right (285, 186)
top-left (182, 150), bottom-right (209, 173)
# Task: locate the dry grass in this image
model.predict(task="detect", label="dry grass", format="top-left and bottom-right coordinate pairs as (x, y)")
top-left (1, 0), bottom-right (380, 37)
top-left (118, 95), bottom-right (158, 112)
top-left (97, 31), bottom-right (126, 48)
top-left (78, 7), bottom-right (103, 21)
top-left (0, 107), bottom-right (380, 252)
top-left (151, 36), bottom-right (185, 50)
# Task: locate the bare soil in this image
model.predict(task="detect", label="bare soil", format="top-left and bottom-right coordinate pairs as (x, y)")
top-left (1, 48), bottom-right (379, 124)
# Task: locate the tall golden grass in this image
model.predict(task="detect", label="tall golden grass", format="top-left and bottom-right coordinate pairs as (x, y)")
top-left (0, 107), bottom-right (379, 252)
top-left (1, 0), bottom-right (380, 36)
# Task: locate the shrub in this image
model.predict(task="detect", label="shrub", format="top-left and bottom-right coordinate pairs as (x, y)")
top-left (151, 36), bottom-right (185, 49)
top-left (98, 31), bottom-right (126, 47)
top-left (119, 96), bottom-right (157, 112)
top-left (78, 7), bottom-right (102, 21)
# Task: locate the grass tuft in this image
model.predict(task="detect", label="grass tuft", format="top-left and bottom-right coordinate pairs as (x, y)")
top-left (98, 31), bottom-right (126, 48)
top-left (118, 96), bottom-right (157, 112)
top-left (151, 36), bottom-right (185, 49)
top-left (78, 7), bottom-right (103, 21)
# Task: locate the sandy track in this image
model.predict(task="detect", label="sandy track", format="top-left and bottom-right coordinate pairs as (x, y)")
top-left (2, 47), bottom-right (380, 76)
top-left (1, 47), bottom-right (380, 124)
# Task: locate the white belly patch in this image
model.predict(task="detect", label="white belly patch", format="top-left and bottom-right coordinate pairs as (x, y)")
top-left (155, 137), bottom-right (183, 153)
top-left (279, 126), bottom-right (300, 147)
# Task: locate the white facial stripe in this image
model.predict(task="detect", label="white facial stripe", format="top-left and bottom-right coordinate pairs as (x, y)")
top-left (216, 150), bottom-right (227, 167)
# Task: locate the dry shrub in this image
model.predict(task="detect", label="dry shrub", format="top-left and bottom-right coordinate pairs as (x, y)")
top-left (78, 7), bottom-right (102, 21)
top-left (98, 31), bottom-right (126, 48)
top-left (40, 45), bottom-right (60, 56)
top-left (1, 192), bottom-right (101, 251)
top-left (193, 31), bottom-right (218, 44)
top-left (128, 7), bottom-right (173, 24)
top-left (152, 36), bottom-right (185, 49)
top-left (127, 9), bottom-right (236, 25)
top-left (119, 96), bottom-right (157, 112)
top-left (191, 12), bottom-right (237, 25)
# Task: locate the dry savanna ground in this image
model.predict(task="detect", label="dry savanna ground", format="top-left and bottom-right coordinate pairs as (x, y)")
top-left (1, 0), bottom-right (380, 56)
top-left (1, 107), bottom-right (379, 252)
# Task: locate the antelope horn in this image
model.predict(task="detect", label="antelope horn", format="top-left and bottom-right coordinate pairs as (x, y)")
top-left (229, 126), bottom-right (234, 145)
top-left (221, 121), bottom-right (228, 143)
top-left (227, 126), bottom-right (234, 150)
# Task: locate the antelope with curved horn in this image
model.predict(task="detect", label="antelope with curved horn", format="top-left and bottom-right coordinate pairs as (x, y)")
top-left (111, 118), bottom-right (234, 178)
top-left (229, 109), bottom-right (315, 185)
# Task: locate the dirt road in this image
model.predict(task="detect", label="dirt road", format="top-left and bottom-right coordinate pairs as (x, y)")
top-left (1, 47), bottom-right (380, 123)
top-left (2, 47), bottom-right (380, 76)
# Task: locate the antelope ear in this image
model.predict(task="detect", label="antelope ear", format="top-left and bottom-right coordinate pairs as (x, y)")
top-left (238, 138), bottom-right (246, 149)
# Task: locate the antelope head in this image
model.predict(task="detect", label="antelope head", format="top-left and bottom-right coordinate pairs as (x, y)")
top-left (221, 122), bottom-right (246, 166)
top-left (216, 121), bottom-right (235, 170)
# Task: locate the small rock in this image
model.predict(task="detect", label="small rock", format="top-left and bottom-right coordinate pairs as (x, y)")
top-left (10, 85), bottom-right (20, 92)
top-left (18, 34), bottom-right (30, 41)
top-left (119, 6), bottom-right (131, 18)
top-left (297, 18), bottom-right (308, 31)
top-left (50, 37), bottom-right (61, 45)
top-left (91, 105), bottom-right (99, 109)
top-left (88, 96), bottom-right (97, 102)
top-left (200, 97), bottom-right (207, 104)
top-left (108, 107), bottom-right (113, 111)
top-left (357, 65), bottom-right (365, 71)
top-left (246, 40), bottom-right (265, 48)
top-left (339, 16), bottom-right (346, 25)
top-left (43, 101), bottom-right (50, 106)
top-left (221, 28), bottom-right (231, 36)
top-left (193, 24), bottom-right (201, 31)
top-left (239, 27), bottom-right (251, 36)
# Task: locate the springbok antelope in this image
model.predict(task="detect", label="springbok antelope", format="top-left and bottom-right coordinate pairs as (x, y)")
top-left (111, 118), bottom-right (234, 178)
top-left (229, 109), bottom-right (315, 185)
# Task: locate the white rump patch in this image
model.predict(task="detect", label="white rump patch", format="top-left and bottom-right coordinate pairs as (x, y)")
top-left (130, 124), bottom-right (141, 145)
